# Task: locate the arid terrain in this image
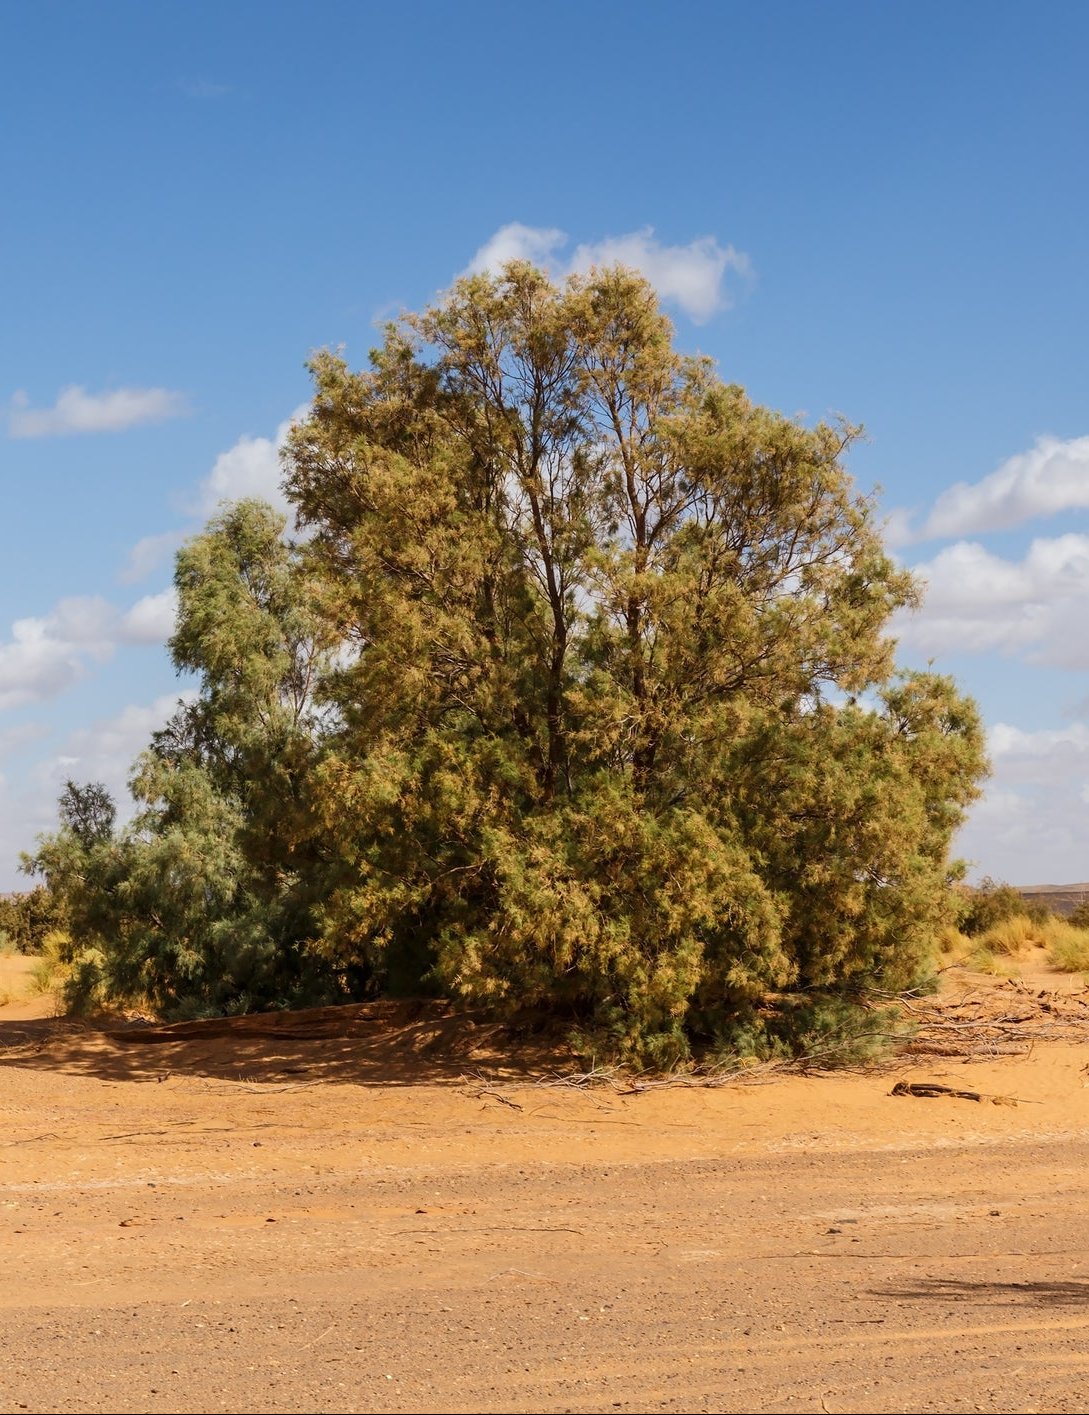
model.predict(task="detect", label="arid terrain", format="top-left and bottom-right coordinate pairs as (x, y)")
top-left (3, 954), bottom-right (1089, 1413)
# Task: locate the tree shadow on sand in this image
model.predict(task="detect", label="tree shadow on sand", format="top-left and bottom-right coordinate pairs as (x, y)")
top-left (875, 1277), bottom-right (1089, 1307)
top-left (0, 1000), bottom-right (575, 1089)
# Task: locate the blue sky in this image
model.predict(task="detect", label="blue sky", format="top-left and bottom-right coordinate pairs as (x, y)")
top-left (3, 1), bottom-right (1089, 888)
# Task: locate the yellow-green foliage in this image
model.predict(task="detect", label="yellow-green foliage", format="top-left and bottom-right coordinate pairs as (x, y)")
top-left (29, 929), bottom-right (74, 996)
top-left (980, 914), bottom-right (1049, 955)
top-left (30, 930), bottom-right (115, 1015)
top-left (24, 265), bottom-right (991, 1057)
top-left (969, 944), bottom-right (1022, 978)
top-left (962, 913), bottom-right (1089, 976)
top-left (937, 924), bottom-right (972, 958)
top-left (1046, 920), bottom-right (1089, 973)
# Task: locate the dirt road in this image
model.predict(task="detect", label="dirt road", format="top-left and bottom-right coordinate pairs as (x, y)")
top-left (2, 973), bottom-right (1088, 1413)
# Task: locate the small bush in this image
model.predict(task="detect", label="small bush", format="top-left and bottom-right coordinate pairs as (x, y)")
top-left (28, 930), bottom-right (71, 996)
top-left (979, 914), bottom-right (1047, 955)
top-left (969, 944), bottom-right (1021, 978)
top-left (1046, 921), bottom-right (1089, 973)
top-left (706, 994), bottom-right (903, 1068)
top-left (30, 930), bottom-right (109, 1015)
top-left (960, 878), bottom-right (1030, 938)
top-left (936, 924), bottom-right (973, 962)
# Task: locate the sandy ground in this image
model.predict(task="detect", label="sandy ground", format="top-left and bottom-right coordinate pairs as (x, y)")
top-left (2, 955), bottom-right (1089, 1413)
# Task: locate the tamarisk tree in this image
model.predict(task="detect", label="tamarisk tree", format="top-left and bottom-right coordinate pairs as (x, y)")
top-left (281, 263), bottom-right (986, 1057)
top-left (29, 266), bottom-right (985, 1049)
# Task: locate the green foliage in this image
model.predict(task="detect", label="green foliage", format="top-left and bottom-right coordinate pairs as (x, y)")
top-left (957, 913), bottom-right (1089, 976)
top-left (958, 877), bottom-right (1031, 937)
top-left (284, 263), bottom-right (986, 1057)
top-left (26, 266), bottom-right (988, 1056)
top-left (24, 502), bottom-right (344, 1018)
top-left (58, 780), bottom-right (116, 847)
top-left (1046, 920), bottom-right (1089, 973)
top-left (1068, 900), bottom-right (1089, 930)
top-left (0, 885), bottom-right (66, 954)
top-left (707, 995), bottom-right (902, 1068)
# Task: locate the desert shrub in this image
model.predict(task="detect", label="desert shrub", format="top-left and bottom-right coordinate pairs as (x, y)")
top-left (702, 994), bottom-right (902, 1068)
top-left (1068, 901), bottom-right (1089, 930)
top-left (959, 878), bottom-right (1028, 937)
top-left (29, 929), bottom-right (75, 996)
top-left (969, 944), bottom-right (1022, 978)
top-left (979, 914), bottom-right (1047, 955)
top-left (937, 924), bottom-right (973, 960)
top-left (0, 886), bottom-right (65, 954)
top-left (1045, 920), bottom-right (1089, 973)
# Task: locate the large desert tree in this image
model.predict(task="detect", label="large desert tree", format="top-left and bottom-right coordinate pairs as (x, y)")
top-left (281, 263), bottom-right (986, 1056)
top-left (29, 266), bottom-right (986, 1049)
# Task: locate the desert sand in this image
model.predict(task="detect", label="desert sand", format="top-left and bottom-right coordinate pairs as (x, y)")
top-left (2, 953), bottom-right (1089, 1414)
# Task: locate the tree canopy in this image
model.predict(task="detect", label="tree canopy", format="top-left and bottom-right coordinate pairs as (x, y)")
top-left (26, 263), bottom-right (987, 1058)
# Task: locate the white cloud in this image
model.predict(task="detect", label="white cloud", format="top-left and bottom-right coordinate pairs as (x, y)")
top-left (890, 434), bottom-right (1089, 544)
top-left (120, 588), bottom-right (178, 645)
top-left (464, 223), bottom-right (568, 275)
top-left (0, 722), bottom-right (49, 761)
top-left (882, 506), bottom-right (917, 549)
top-left (955, 720), bottom-right (1089, 885)
top-left (8, 385), bottom-right (188, 438)
top-left (0, 600), bottom-right (115, 710)
top-left (894, 533), bottom-right (1089, 667)
top-left (461, 223), bottom-right (751, 323)
top-left (35, 692), bottom-right (197, 802)
top-left (121, 529), bottom-right (186, 584)
top-left (0, 591), bottom-right (178, 710)
top-left (196, 407), bottom-right (308, 516)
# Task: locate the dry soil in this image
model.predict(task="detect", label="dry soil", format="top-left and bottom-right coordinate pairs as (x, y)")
top-left (2, 953), bottom-right (1089, 1414)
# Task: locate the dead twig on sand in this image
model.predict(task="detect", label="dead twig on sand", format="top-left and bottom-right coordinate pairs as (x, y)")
top-left (469, 1088), bottom-right (523, 1111)
top-left (890, 1080), bottom-right (1030, 1107)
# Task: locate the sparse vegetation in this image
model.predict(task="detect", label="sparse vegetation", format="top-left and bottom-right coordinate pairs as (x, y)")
top-left (1045, 920), bottom-right (1089, 974)
top-left (937, 904), bottom-right (1089, 979)
top-left (0, 885), bottom-right (66, 954)
top-left (958, 877), bottom-right (1032, 938)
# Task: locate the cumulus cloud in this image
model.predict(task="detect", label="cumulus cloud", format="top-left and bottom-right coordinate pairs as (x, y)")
top-left (463, 223), bottom-right (567, 275)
top-left (0, 592), bottom-right (178, 710)
top-left (0, 722), bottom-right (49, 761)
top-left (955, 719), bottom-right (1089, 885)
top-left (890, 434), bottom-right (1089, 544)
top-left (461, 223), bottom-right (752, 323)
top-left (120, 588), bottom-right (178, 644)
top-left (196, 407), bottom-right (308, 516)
top-left (35, 692), bottom-right (197, 802)
top-left (894, 533), bottom-right (1089, 667)
top-left (8, 385), bottom-right (188, 438)
top-left (0, 599), bottom-right (115, 710)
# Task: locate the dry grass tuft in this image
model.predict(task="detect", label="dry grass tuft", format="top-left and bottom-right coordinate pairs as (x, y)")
top-left (1045, 920), bottom-right (1089, 973)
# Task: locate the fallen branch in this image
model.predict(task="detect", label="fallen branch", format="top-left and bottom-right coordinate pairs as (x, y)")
top-left (890, 1080), bottom-right (1025, 1106)
top-left (472, 1088), bottom-right (523, 1111)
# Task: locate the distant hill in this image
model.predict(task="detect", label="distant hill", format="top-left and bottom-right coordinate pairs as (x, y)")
top-left (1015, 883), bottom-right (1089, 917)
